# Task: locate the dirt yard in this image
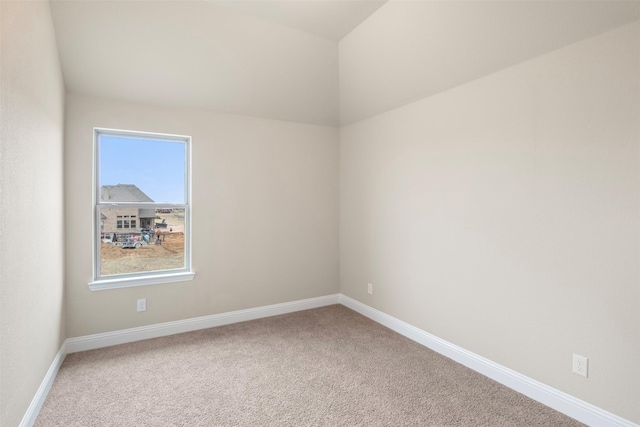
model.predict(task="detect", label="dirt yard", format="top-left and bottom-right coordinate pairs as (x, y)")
top-left (101, 232), bottom-right (185, 275)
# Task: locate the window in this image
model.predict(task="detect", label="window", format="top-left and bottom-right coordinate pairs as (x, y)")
top-left (91, 128), bottom-right (194, 290)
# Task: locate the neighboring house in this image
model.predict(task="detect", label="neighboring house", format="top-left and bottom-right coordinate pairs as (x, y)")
top-left (100, 184), bottom-right (156, 233)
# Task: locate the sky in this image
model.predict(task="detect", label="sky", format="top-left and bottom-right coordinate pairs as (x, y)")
top-left (99, 135), bottom-right (186, 203)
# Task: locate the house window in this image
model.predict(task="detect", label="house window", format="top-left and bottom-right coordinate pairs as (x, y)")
top-left (91, 128), bottom-right (194, 290)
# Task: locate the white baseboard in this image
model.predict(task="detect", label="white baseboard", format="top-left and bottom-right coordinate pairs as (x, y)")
top-left (19, 341), bottom-right (67, 427)
top-left (66, 294), bottom-right (340, 354)
top-left (338, 294), bottom-right (638, 427)
top-left (22, 293), bottom-right (637, 427)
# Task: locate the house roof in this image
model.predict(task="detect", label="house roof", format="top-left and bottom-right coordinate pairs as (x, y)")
top-left (139, 209), bottom-right (156, 219)
top-left (101, 184), bottom-right (154, 203)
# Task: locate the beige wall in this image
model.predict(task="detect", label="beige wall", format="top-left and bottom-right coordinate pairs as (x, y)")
top-left (0, 2), bottom-right (66, 426)
top-left (339, 20), bottom-right (640, 423)
top-left (64, 92), bottom-right (339, 337)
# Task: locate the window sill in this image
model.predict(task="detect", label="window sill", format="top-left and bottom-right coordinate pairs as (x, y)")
top-left (88, 271), bottom-right (195, 291)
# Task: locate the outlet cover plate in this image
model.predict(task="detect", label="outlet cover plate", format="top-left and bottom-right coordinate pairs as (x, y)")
top-left (572, 354), bottom-right (588, 378)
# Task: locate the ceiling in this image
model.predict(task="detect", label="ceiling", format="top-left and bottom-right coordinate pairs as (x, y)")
top-left (339, 0), bottom-right (640, 124)
top-left (50, 0), bottom-right (348, 126)
top-left (49, 1), bottom-right (640, 127)
top-left (208, 0), bottom-right (387, 41)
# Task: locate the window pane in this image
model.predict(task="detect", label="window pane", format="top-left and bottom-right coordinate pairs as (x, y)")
top-left (94, 129), bottom-right (191, 286)
top-left (99, 207), bottom-right (186, 276)
top-left (99, 135), bottom-right (186, 204)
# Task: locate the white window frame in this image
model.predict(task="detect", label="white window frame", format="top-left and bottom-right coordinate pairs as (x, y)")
top-left (89, 128), bottom-right (195, 291)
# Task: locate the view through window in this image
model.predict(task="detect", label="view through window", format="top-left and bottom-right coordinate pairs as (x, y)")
top-left (94, 128), bottom-right (191, 283)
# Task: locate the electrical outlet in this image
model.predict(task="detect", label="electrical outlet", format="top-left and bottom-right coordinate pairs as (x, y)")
top-left (367, 283), bottom-right (373, 295)
top-left (572, 354), bottom-right (588, 378)
top-left (137, 298), bottom-right (146, 312)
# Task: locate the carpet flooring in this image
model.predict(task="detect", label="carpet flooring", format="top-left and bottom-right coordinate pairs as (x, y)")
top-left (35, 305), bottom-right (584, 426)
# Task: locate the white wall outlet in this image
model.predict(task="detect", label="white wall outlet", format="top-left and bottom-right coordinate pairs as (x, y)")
top-left (367, 283), bottom-right (373, 295)
top-left (572, 354), bottom-right (588, 378)
top-left (137, 298), bottom-right (146, 312)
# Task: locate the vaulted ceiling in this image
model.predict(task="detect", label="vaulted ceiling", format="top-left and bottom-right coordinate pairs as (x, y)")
top-left (50, 1), bottom-right (640, 126)
top-left (208, 0), bottom-right (387, 41)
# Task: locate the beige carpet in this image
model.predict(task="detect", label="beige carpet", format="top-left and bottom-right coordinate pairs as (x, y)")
top-left (35, 305), bottom-right (584, 426)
